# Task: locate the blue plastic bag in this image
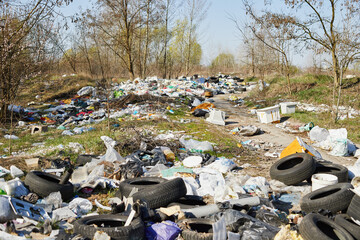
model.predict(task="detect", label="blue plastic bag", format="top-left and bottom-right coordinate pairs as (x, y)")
top-left (146, 221), bottom-right (181, 240)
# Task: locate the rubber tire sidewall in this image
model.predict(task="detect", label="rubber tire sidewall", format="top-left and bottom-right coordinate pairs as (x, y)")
top-left (178, 218), bottom-right (214, 240)
top-left (73, 214), bottom-right (144, 240)
top-left (132, 178), bottom-right (187, 209)
top-left (115, 177), bottom-right (169, 199)
top-left (24, 171), bottom-right (74, 201)
top-left (313, 162), bottom-right (349, 183)
top-left (347, 194), bottom-right (360, 222)
top-left (299, 213), bottom-right (354, 240)
top-left (334, 214), bottom-right (360, 239)
top-left (300, 183), bottom-right (354, 214)
top-left (270, 153), bottom-right (316, 185)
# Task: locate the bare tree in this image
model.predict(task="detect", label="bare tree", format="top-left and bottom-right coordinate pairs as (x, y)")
top-left (242, 1), bottom-right (299, 93)
top-left (0, 0), bottom-right (71, 121)
top-left (183, 0), bottom-right (209, 75)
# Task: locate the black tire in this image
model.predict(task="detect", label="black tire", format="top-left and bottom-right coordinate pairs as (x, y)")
top-left (168, 195), bottom-right (206, 209)
top-left (313, 162), bottom-right (349, 183)
top-left (299, 213), bottom-right (354, 240)
top-left (347, 193), bottom-right (360, 222)
top-left (270, 153), bottom-right (316, 185)
top-left (178, 218), bottom-right (214, 240)
top-left (115, 177), bottom-right (169, 199)
top-left (73, 214), bottom-right (144, 240)
top-left (76, 154), bottom-right (99, 166)
top-left (132, 178), bottom-right (187, 209)
top-left (300, 183), bottom-right (354, 214)
top-left (24, 171), bottom-right (74, 201)
top-left (335, 214), bottom-right (360, 239)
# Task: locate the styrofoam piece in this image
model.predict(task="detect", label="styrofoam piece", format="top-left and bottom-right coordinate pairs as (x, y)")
top-left (280, 102), bottom-right (297, 114)
top-left (257, 105), bottom-right (280, 124)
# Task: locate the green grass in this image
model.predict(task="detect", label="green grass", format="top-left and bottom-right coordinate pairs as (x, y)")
top-left (245, 73), bottom-right (360, 143)
top-left (283, 110), bottom-right (360, 143)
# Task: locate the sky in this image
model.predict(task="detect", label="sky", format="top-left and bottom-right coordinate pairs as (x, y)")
top-left (59, 0), bottom-right (313, 67)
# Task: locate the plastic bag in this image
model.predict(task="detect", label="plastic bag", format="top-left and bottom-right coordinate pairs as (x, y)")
top-left (207, 157), bottom-right (237, 173)
top-left (45, 191), bottom-right (63, 209)
top-left (69, 197), bottom-right (93, 216)
top-left (145, 221), bottom-right (181, 240)
top-left (209, 209), bottom-right (279, 240)
top-left (330, 139), bottom-right (348, 156)
top-left (100, 136), bottom-right (125, 162)
top-left (5, 179), bottom-right (29, 197)
top-left (0, 196), bottom-right (16, 223)
top-left (180, 137), bottom-right (213, 152)
top-left (309, 126), bottom-right (329, 142)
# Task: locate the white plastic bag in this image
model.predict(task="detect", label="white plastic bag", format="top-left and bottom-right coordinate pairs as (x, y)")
top-left (309, 126), bottom-right (329, 142)
top-left (45, 191), bottom-right (63, 208)
top-left (207, 157), bottom-right (237, 173)
top-left (100, 136), bottom-right (125, 162)
top-left (69, 197), bottom-right (93, 215)
top-left (180, 137), bottom-right (213, 152)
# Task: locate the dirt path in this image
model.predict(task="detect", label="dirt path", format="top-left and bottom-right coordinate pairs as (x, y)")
top-left (211, 93), bottom-right (357, 168)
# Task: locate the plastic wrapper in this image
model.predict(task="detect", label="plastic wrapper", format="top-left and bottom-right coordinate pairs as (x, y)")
top-left (145, 220), bottom-right (181, 240)
top-left (69, 197), bottom-right (93, 215)
top-left (45, 191), bottom-right (62, 209)
top-left (209, 209), bottom-right (280, 240)
top-left (0, 196), bottom-right (16, 223)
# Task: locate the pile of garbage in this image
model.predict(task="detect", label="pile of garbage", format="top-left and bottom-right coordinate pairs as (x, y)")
top-left (0, 128), bottom-right (360, 240)
top-left (1, 75), bottom-right (360, 239)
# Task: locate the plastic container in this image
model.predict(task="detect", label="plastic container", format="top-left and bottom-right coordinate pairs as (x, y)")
top-left (163, 149), bottom-right (175, 162)
top-left (312, 173), bottom-right (338, 191)
top-left (280, 102), bottom-right (297, 114)
top-left (256, 105), bottom-right (280, 124)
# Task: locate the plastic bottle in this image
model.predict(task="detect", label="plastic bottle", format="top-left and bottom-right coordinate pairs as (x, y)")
top-left (163, 149), bottom-right (175, 162)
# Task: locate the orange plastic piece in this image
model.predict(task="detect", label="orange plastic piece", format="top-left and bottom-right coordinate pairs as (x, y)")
top-left (280, 137), bottom-right (318, 159)
top-left (191, 103), bottom-right (215, 112)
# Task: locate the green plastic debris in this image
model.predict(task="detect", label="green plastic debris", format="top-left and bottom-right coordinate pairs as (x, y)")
top-left (161, 166), bottom-right (193, 178)
top-left (299, 122), bottom-right (315, 132)
top-left (0, 189), bottom-right (6, 195)
top-left (57, 125), bottom-right (66, 130)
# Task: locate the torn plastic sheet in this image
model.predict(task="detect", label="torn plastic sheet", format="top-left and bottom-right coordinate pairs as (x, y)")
top-left (209, 209), bottom-right (280, 240)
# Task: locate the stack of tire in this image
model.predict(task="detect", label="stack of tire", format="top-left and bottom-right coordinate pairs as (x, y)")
top-left (270, 153), bottom-right (360, 240)
top-left (269, 153), bottom-right (348, 186)
top-left (73, 177), bottom-right (188, 240)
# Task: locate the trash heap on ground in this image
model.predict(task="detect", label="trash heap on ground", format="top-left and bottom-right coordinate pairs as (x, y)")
top-left (0, 75), bottom-right (359, 240)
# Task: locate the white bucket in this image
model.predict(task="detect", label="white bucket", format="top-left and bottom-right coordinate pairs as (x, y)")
top-left (312, 173), bottom-right (338, 191)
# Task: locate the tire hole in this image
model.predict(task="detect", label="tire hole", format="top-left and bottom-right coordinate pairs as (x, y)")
top-left (278, 157), bottom-right (303, 170)
top-left (189, 223), bottom-right (213, 233)
top-left (315, 167), bottom-right (340, 173)
top-left (130, 181), bottom-right (159, 185)
top-left (310, 188), bottom-right (340, 200)
top-left (316, 221), bottom-right (342, 240)
top-left (38, 174), bottom-right (60, 183)
top-left (86, 219), bottom-right (125, 228)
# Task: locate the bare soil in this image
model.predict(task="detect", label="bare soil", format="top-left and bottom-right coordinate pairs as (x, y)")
top-left (210, 93), bottom-right (358, 178)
